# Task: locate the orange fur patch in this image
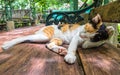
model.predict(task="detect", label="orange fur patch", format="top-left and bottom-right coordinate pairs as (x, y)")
top-left (85, 23), bottom-right (97, 33)
top-left (43, 26), bottom-right (54, 38)
top-left (50, 38), bottom-right (63, 45)
top-left (61, 24), bottom-right (69, 32)
top-left (70, 24), bottom-right (79, 31)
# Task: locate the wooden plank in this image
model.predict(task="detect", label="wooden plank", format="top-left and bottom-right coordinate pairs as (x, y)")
top-left (89, 0), bottom-right (120, 23)
top-left (0, 44), bottom-right (84, 75)
top-left (0, 25), bottom-right (84, 75)
top-left (77, 43), bottom-right (120, 75)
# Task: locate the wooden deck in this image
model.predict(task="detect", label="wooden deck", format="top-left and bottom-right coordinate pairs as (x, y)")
top-left (78, 43), bottom-right (120, 75)
top-left (0, 25), bottom-right (120, 75)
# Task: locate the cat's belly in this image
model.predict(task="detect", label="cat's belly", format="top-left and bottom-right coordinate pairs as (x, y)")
top-left (53, 32), bottom-right (70, 44)
top-left (53, 30), bottom-right (75, 44)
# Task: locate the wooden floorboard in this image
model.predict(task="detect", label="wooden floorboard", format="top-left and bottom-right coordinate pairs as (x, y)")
top-left (0, 43), bottom-right (84, 75)
top-left (0, 25), bottom-right (84, 75)
top-left (0, 25), bottom-right (120, 75)
top-left (77, 43), bottom-right (120, 75)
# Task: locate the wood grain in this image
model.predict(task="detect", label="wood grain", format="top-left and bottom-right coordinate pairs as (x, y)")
top-left (0, 43), bottom-right (84, 75)
top-left (78, 43), bottom-right (120, 75)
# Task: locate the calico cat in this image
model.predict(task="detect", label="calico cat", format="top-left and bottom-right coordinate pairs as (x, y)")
top-left (1, 14), bottom-right (114, 64)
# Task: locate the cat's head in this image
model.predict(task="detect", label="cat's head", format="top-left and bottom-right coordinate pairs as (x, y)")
top-left (85, 14), bottom-right (102, 33)
top-left (82, 14), bottom-right (114, 42)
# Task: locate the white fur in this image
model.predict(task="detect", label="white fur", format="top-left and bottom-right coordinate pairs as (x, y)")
top-left (1, 25), bottom-right (114, 64)
top-left (64, 53), bottom-right (76, 64)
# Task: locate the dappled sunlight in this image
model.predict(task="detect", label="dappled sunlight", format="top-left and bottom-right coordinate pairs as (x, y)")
top-left (27, 55), bottom-right (64, 75)
top-left (86, 56), bottom-right (119, 71)
top-left (46, 55), bottom-right (63, 63)
top-left (0, 0), bottom-right (119, 75)
top-left (27, 58), bottom-right (46, 75)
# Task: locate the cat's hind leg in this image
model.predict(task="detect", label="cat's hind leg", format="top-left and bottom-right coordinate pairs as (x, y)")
top-left (2, 34), bottom-right (49, 50)
top-left (46, 38), bottom-right (67, 56)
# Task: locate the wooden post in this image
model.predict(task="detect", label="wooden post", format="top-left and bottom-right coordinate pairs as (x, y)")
top-left (35, 19), bottom-right (39, 25)
top-left (6, 21), bottom-right (15, 30)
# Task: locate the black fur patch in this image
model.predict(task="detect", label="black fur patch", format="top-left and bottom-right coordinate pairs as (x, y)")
top-left (58, 26), bottom-right (62, 29)
top-left (90, 24), bottom-right (109, 42)
top-left (89, 20), bottom-right (98, 29)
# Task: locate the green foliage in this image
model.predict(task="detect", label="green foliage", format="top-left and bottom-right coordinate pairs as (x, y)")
top-left (81, 0), bottom-right (93, 4)
top-left (118, 24), bottom-right (120, 33)
top-left (118, 24), bottom-right (120, 42)
top-left (0, 0), bottom-right (70, 12)
top-left (12, 0), bottom-right (29, 9)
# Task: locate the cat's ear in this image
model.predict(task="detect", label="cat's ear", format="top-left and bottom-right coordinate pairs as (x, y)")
top-left (58, 22), bottom-right (61, 25)
top-left (92, 14), bottom-right (102, 24)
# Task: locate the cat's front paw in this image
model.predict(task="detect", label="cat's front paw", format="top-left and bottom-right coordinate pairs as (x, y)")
top-left (64, 53), bottom-right (76, 64)
top-left (46, 44), bottom-right (67, 56)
